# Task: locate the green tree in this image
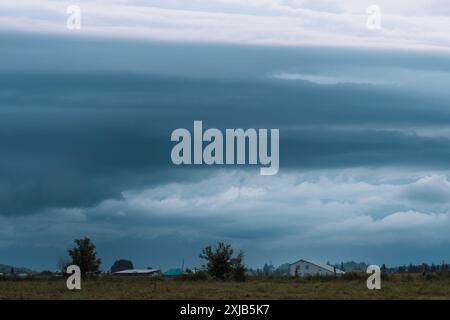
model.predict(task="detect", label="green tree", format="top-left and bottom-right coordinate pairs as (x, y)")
top-left (200, 242), bottom-right (246, 281)
top-left (57, 257), bottom-right (70, 273)
top-left (230, 250), bottom-right (246, 282)
top-left (110, 259), bottom-right (134, 273)
top-left (67, 237), bottom-right (101, 275)
top-left (262, 263), bottom-right (274, 276)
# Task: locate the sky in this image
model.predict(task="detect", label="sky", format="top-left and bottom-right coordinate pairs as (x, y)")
top-left (1, 0), bottom-right (450, 50)
top-left (1, 1), bottom-right (450, 271)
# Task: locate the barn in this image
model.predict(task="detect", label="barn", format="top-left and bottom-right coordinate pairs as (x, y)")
top-left (289, 259), bottom-right (345, 277)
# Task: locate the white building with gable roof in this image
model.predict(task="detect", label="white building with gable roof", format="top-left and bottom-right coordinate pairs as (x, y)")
top-left (289, 259), bottom-right (345, 277)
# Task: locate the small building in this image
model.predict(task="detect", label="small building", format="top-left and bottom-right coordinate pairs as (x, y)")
top-left (164, 268), bottom-right (183, 277)
top-left (289, 259), bottom-right (345, 277)
top-left (113, 268), bottom-right (161, 277)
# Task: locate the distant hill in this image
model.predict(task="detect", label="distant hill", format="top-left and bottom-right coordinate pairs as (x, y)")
top-left (0, 264), bottom-right (35, 275)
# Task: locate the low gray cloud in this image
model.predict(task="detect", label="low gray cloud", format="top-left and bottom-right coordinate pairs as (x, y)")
top-left (400, 175), bottom-right (450, 203)
top-left (2, 170), bottom-right (450, 269)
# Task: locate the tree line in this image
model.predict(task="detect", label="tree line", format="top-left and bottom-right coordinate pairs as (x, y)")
top-left (62, 237), bottom-right (247, 281)
top-left (50, 237), bottom-right (450, 279)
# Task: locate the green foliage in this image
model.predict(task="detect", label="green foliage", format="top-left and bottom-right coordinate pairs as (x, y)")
top-left (199, 242), bottom-right (246, 281)
top-left (177, 271), bottom-right (209, 281)
top-left (262, 263), bottom-right (275, 276)
top-left (273, 263), bottom-right (290, 275)
top-left (298, 274), bottom-right (338, 283)
top-left (67, 237), bottom-right (101, 275)
top-left (332, 261), bottom-right (369, 272)
top-left (0, 264), bottom-right (34, 275)
top-left (340, 271), bottom-right (366, 281)
top-left (230, 251), bottom-right (246, 282)
top-left (110, 259), bottom-right (134, 273)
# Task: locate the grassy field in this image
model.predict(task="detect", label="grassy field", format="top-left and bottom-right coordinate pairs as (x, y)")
top-left (1, 274), bottom-right (450, 300)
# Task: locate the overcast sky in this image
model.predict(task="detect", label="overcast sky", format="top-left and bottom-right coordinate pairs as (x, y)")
top-left (1, 0), bottom-right (450, 50)
top-left (1, 1), bottom-right (450, 271)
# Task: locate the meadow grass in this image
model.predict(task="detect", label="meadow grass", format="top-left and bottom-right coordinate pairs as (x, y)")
top-left (1, 273), bottom-right (450, 300)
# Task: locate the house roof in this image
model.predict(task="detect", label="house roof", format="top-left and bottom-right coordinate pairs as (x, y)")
top-left (114, 268), bottom-right (160, 274)
top-left (290, 259), bottom-right (345, 274)
top-left (164, 268), bottom-right (183, 276)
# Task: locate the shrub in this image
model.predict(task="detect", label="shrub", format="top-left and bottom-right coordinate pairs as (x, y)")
top-left (340, 272), bottom-right (366, 281)
top-left (177, 271), bottom-right (209, 281)
top-left (200, 242), bottom-right (246, 281)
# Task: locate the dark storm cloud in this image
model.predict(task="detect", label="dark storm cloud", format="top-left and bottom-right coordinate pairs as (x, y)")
top-left (282, 128), bottom-right (450, 169)
top-left (2, 32), bottom-right (450, 217)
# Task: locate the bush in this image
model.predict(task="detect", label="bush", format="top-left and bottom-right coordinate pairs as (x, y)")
top-left (290, 274), bottom-right (338, 283)
top-left (436, 271), bottom-right (450, 279)
top-left (177, 271), bottom-right (209, 281)
top-left (231, 252), bottom-right (246, 282)
top-left (401, 274), bottom-right (414, 282)
top-left (110, 259), bottom-right (134, 273)
top-left (381, 272), bottom-right (390, 281)
top-left (200, 242), bottom-right (246, 281)
top-left (340, 272), bottom-right (366, 281)
top-left (425, 273), bottom-right (434, 281)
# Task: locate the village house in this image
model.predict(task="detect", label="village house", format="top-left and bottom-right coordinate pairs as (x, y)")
top-left (289, 259), bottom-right (345, 277)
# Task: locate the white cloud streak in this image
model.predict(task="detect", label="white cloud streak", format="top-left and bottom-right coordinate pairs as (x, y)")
top-left (3, 170), bottom-right (450, 249)
top-left (1, 0), bottom-right (450, 51)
